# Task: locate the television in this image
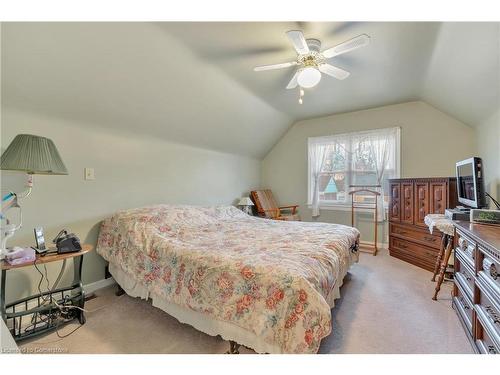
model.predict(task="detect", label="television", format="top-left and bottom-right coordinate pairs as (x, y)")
top-left (456, 157), bottom-right (486, 209)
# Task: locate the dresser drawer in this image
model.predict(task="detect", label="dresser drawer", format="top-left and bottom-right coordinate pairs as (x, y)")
top-left (476, 331), bottom-right (499, 354)
top-left (455, 229), bottom-right (476, 270)
top-left (478, 246), bottom-right (500, 295)
top-left (476, 307), bottom-right (500, 354)
top-left (451, 221), bottom-right (500, 355)
top-left (453, 280), bottom-right (474, 334)
top-left (390, 237), bottom-right (438, 270)
top-left (455, 251), bottom-right (475, 300)
top-left (390, 223), bottom-right (441, 249)
top-left (476, 278), bottom-right (500, 342)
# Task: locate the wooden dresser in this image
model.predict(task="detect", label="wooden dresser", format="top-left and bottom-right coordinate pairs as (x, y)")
top-left (453, 221), bottom-right (500, 354)
top-left (388, 177), bottom-right (457, 271)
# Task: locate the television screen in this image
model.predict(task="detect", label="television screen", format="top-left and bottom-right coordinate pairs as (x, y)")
top-left (457, 162), bottom-right (476, 201)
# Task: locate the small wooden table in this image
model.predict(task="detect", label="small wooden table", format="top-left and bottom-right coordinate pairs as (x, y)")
top-left (1, 244), bottom-right (93, 341)
top-left (424, 214), bottom-right (455, 300)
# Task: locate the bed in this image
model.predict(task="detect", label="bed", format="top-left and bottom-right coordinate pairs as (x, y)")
top-left (96, 204), bottom-right (360, 354)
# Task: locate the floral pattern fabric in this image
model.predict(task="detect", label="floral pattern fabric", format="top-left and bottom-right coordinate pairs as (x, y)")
top-left (96, 205), bottom-right (360, 353)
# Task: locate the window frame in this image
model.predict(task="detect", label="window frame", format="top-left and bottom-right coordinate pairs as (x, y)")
top-left (307, 127), bottom-right (401, 211)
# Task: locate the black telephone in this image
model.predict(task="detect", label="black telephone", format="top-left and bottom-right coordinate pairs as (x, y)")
top-left (53, 229), bottom-right (82, 254)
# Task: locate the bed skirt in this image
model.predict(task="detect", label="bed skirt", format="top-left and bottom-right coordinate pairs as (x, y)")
top-left (108, 261), bottom-right (351, 354)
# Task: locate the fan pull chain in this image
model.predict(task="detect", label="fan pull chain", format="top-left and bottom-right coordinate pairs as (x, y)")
top-left (298, 87), bottom-right (304, 104)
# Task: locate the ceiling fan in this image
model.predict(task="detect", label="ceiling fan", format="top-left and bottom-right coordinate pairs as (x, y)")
top-left (254, 30), bottom-right (370, 102)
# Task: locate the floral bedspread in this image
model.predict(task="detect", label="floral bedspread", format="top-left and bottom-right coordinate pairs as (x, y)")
top-left (96, 205), bottom-right (360, 353)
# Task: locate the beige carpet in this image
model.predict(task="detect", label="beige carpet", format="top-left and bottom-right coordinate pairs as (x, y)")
top-left (19, 249), bottom-right (473, 354)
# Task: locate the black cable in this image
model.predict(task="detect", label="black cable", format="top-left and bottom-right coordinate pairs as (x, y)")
top-left (27, 257), bottom-right (51, 331)
top-left (24, 310), bottom-right (56, 334)
top-left (55, 321), bottom-right (83, 339)
top-left (43, 264), bottom-right (50, 291)
top-left (33, 257), bottom-right (48, 303)
top-left (485, 192), bottom-right (500, 210)
top-left (24, 255), bottom-right (83, 341)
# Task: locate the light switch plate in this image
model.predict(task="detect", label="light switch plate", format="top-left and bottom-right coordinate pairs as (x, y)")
top-left (84, 167), bottom-right (95, 180)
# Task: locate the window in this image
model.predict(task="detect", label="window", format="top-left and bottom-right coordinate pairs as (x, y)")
top-left (308, 127), bottom-right (400, 213)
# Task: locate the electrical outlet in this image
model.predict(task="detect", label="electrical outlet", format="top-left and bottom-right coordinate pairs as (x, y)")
top-left (84, 167), bottom-right (95, 180)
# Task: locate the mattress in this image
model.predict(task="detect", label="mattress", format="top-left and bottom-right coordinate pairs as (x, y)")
top-left (97, 204), bottom-right (360, 353)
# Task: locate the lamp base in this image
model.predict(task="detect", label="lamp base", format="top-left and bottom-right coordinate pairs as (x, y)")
top-left (1, 223), bottom-right (18, 260)
top-left (239, 205), bottom-right (253, 216)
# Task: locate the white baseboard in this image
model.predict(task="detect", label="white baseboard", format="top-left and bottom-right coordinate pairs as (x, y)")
top-left (359, 240), bottom-right (388, 250)
top-left (84, 277), bottom-right (116, 294)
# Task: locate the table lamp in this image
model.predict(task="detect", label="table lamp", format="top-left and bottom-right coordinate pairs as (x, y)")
top-left (0, 134), bottom-right (68, 259)
top-left (237, 197), bottom-right (254, 215)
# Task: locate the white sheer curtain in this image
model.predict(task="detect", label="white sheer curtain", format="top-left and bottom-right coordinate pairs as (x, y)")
top-left (309, 127), bottom-right (400, 222)
top-left (308, 140), bottom-right (331, 217)
top-left (354, 127), bottom-right (399, 222)
top-left (368, 129), bottom-right (398, 222)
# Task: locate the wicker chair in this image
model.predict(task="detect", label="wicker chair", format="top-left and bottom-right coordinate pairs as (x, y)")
top-left (250, 189), bottom-right (300, 221)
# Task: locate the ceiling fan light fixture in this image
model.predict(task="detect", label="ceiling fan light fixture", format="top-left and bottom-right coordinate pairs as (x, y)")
top-left (297, 67), bottom-right (321, 88)
top-left (253, 30), bottom-right (369, 97)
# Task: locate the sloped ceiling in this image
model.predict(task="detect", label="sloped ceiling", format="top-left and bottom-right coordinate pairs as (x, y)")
top-left (163, 22), bottom-right (441, 120)
top-left (422, 22), bottom-right (500, 126)
top-left (2, 22), bottom-right (499, 159)
top-left (1, 22), bottom-right (291, 158)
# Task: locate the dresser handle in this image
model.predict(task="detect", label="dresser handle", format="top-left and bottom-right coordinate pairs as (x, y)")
top-left (459, 237), bottom-right (468, 250)
top-left (424, 236), bottom-right (436, 242)
top-left (490, 264), bottom-right (498, 280)
top-left (463, 270), bottom-right (472, 281)
top-left (485, 306), bottom-right (500, 325)
top-left (459, 297), bottom-right (470, 310)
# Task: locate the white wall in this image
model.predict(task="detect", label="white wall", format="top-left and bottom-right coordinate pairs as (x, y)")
top-left (476, 109), bottom-right (500, 202)
top-left (1, 108), bottom-right (261, 302)
top-left (261, 101), bottom-right (477, 244)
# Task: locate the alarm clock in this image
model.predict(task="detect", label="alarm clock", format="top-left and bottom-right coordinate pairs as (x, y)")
top-left (470, 209), bottom-right (500, 226)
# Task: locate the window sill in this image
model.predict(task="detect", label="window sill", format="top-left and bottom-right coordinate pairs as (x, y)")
top-left (307, 203), bottom-right (388, 214)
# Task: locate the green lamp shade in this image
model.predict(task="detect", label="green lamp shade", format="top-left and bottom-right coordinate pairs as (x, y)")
top-left (1, 134), bottom-right (68, 175)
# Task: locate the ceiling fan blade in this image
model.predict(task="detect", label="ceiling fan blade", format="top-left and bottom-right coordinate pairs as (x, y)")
top-left (286, 70), bottom-right (300, 89)
top-left (319, 64), bottom-right (350, 80)
top-left (286, 30), bottom-right (310, 55)
top-left (254, 61), bottom-right (297, 72)
top-left (322, 34), bottom-right (370, 59)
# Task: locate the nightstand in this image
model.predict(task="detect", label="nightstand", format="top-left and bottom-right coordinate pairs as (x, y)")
top-left (0, 244), bottom-right (93, 341)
